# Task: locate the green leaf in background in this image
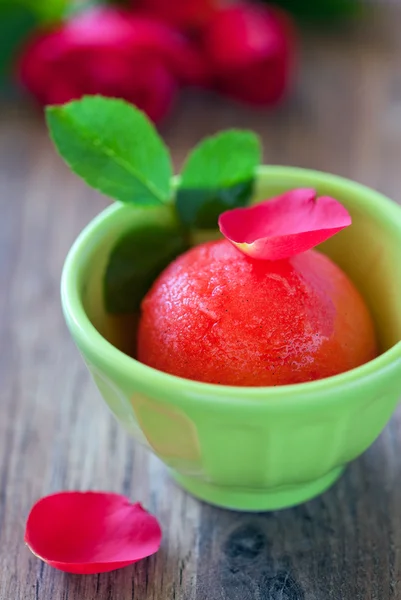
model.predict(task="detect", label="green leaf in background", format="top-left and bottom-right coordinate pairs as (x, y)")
top-left (176, 130), bottom-right (261, 229)
top-left (30, 0), bottom-right (68, 22)
top-left (46, 96), bottom-right (173, 207)
top-left (0, 0), bottom-right (67, 81)
top-left (105, 215), bottom-right (189, 314)
top-left (271, 0), bottom-right (360, 21)
top-left (64, 0), bottom-right (106, 18)
top-left (0, 4), bottom-right (37, 80)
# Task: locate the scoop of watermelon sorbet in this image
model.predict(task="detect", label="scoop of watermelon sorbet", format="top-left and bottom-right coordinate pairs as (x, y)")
top-left (137, 239), bottom-right (377, 386)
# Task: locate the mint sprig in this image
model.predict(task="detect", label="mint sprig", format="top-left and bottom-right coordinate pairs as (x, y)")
top-left (46, 96), bottom-right (173, 206)
top-left (176, 130), bottom-right (261, 229)
top-left (47, 96), bottom-right (261, 313)
top-left (105, 211), bottom-right (188, 314)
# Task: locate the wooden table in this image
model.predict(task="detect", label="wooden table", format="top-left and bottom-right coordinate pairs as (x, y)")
top-left (1, 6), bottom-right (401, 599)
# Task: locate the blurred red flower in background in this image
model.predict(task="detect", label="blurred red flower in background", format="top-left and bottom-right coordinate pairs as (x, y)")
top-left (203, 3), bottom-right (295, 105)
top-left (18, 7), bottom-right (208, 122)
top-left (135, 0), bottom-right (219, 29)
top-left (17, 2), bottom-right (295, 122)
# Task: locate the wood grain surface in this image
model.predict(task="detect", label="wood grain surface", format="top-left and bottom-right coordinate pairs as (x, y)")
top-left (1, 5), bottom-right (401, 599)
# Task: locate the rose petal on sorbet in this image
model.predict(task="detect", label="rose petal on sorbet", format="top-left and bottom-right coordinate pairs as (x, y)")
top-left (218, 188), bottom-right (351, 261)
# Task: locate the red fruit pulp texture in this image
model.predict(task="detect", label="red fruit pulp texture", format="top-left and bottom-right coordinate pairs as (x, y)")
top-left (137, 240), bottom-right (377, 386)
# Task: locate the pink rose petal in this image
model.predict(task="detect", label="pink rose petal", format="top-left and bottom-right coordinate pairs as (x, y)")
top-left (25, 492), bottom-right (162, 574)
top-left (218, 188), bottom-right (351, 261)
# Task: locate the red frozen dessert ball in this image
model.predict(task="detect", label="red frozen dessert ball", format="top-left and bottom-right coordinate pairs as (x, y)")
top-left (137, 239), bottom-right (377, 386)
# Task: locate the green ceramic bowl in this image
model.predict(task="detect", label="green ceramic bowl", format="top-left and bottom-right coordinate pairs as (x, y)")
top-left (61, 166), bottom-right (401, 511)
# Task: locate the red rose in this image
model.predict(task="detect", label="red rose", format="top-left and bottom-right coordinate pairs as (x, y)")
top-left (203, 3), bottom-right (295, 105)
top-left (18, 7), bottom-right (209, 122)
top-left (135, 0), bottom-right (219, 30)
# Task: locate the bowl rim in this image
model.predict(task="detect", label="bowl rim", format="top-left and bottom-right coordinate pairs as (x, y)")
top-left (61, 165), bottom-right (401, 407)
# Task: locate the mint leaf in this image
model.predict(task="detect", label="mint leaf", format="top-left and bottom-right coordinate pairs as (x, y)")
top-left (105, 210), bottom-right (188, 314)
top-left (176, 130), bottom-right (261, 229)
top-left (176, 182), bottom-right (255, 231)
top-left (46, 96), bottom-right (173, 206)
top-left (179, 130), bottom-right (261, 189)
